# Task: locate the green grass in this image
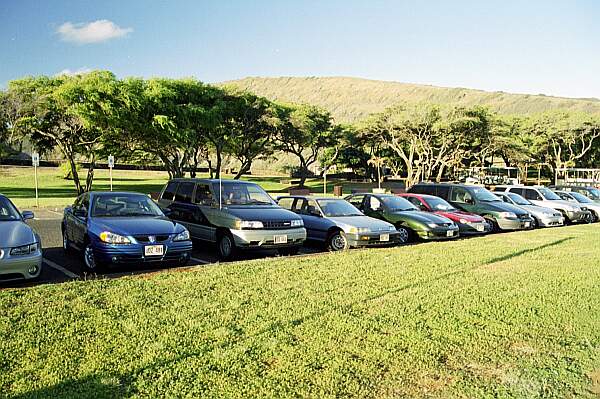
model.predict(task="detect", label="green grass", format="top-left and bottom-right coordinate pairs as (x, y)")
top-left (0, 166), bottom-right (381, 209)
top-left (2, 225), bottom-right (600, 398)
top-left (225, 77), bottom-right (600, 123)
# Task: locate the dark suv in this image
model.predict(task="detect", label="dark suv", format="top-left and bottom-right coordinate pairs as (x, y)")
top-left (157, 179), bottom-right (306, 259)
top-left (408, 183), bottom-right (533, 232)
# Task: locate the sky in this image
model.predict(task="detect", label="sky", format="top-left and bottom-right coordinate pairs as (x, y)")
top-left (1, 0), bottom-right (599, 99)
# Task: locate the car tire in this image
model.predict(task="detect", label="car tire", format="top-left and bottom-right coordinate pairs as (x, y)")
top-left (278, 246), bottom-right (300, 256)
top-left (82, 243), bottom-right (105, 273)
top-left (62, 227), bottom-right (73, 253)
top-left (531, 217), bottom-right (539, 229)
top-left (395, 226), bottom-right (412, 244)
top-left (217, 232), bottom-right (237, 260)
top-left (484, 217), bottom-right (499, 233)
top-left (327, 230), bottom-right (349, 251)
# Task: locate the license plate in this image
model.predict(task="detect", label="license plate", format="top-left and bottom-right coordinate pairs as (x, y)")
top-left (380, 233), bottom-right (390, 242)
top-left (144, 245), bottom-right (164, 256)
top-left (447, 230), bottom-right (455, 237)
top-left (475, 224), bottom-right (485, 232)
top-left (524, 222), bottom-right (531, 228)
top-left (274, 235), bottom-right (288, 244)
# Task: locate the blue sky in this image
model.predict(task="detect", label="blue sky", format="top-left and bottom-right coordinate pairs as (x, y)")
top-left (2, 0), bottom-right (599, 98)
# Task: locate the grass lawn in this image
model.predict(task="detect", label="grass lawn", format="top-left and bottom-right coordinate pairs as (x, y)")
top-left (2, 225), bottom-right (600, 398)
top-left (0, 166), bottom-right (380, 209)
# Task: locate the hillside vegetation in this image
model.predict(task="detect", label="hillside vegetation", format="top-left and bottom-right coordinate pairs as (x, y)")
top-left (225, 77), bottom-right (600, 123)
top-left (2, 225), bottom-right (600, 398)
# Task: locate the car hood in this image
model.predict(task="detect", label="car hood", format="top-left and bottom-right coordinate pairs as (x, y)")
top-left (477, 201), bottom-right (528, 215)
top-left (0, 221), bottom-right (37, 248)
top-left (580, 202), bottom-right (600, 212)
top-left (543, 199), bottom-right (582, 211)
top-left (389, 210), bottom-right (452, 224)
top-left (224, 206), bottom-right (302, 221)
top-left (328, 215), bottom-right (395, 231)
top-left (435, 210), bottom-right (484, 222)
top-left (93, 217), bottom-right (183, 236)
top-left (519, 204), bottom-right (559, 216)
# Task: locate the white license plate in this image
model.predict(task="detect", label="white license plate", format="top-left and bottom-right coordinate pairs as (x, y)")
top-left (476, 224), bottom-right (485, 232)
top-left (379, 233), bottom-right (390, 242)
top-left (524, 222), bottom-right (531, 228)
top-left (145, 245), bottom-right (164, 256)
top-left (447, 230), bottom-right (455, 237)
top-left (274, 235), bottom-right (288, 244)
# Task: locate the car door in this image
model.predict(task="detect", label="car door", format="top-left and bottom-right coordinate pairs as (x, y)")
top-left (65, 195), bottom-right (82, 244)
top-left (189, 183), bottom-right (217, 241)
top-left (169, 181), bottom-right (196, 230)
top-left (347, 194), bottom-right (366, 212)
top-left (298, 199), bottom-right (329, 241)
top-left (448, 187), bottom-right (476, 213)
top-left (71, 193), bottom-right (90, 247)
top-left (363, 195), bottom-right (385, 220)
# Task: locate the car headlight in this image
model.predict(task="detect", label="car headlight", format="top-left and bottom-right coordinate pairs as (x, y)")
top-left (459, 218), bottom-right (467, 224)
top-left (348, 227), bottom-right (369, 234)
top-left (236, 220), bottom-right (264, 229)
top-left (10, 242), bottom-right (39, 256)
top-left (498, 212), bottom-right (517, 219)
top-left (99, 231), bottom-right (131, 244)
top-left (173, 229), bottom-right (190, 242)
top-left (427, 223), bottom-right (438, 228)
top-left (291, 219), bottom-right (304, 227)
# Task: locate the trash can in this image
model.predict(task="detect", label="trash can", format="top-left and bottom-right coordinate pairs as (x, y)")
top-left (333, 185), bottom-right (343, 197)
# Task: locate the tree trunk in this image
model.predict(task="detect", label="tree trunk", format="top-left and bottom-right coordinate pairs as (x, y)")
top-left (214, 147), bottom-right (222, 179)
top-left (234, 161), bottom-right (252, 179)
top-left (84, 156), bottom-right (95, 193)
top-left (68, 156), bottom-right (83, 195)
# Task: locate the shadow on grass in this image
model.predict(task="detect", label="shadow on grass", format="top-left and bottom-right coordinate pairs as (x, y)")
top-left (484, 236), bottom-right (574, 265)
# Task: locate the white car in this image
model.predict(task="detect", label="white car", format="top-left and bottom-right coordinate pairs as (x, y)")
top-left (495, 185), bottom-right (589, 224)
top-left (555, 191), bottom-right (600, 222)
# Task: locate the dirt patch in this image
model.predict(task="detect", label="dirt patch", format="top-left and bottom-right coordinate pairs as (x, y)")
top-left (589, 369), bottom-right (600, 396)
top-left (509, 341), bottom-right (536, 355)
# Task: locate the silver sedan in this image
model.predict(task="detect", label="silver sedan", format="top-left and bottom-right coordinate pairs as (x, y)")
top-left (0, 194), bottom-right (42, 281)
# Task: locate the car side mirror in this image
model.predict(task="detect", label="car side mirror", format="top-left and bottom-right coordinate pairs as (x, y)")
top-left (22, 211), bottom-right (34, 220)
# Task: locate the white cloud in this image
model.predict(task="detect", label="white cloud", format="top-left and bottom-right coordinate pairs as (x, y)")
top-left (57, 19), bottom-right (132, 44)
top-left (55, 67), bottom-right (93, 76)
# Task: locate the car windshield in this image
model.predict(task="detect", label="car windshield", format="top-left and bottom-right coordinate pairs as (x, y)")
top-left (91, 194), bottom-right (164, 217)
top-left (570, 192), bottom-right (593, 203)
top-left (380, 196), bottom-right (417, 211)
top-left (538, 187), bottom-right (561, 200)
top-left (0, 197), bottom-right (21, 221)
top-left (507, 192), bottom-right (531, 206)
top-left (472, 187), bottom-right (502, 202)
top-left (587, 188), bottom-right (600, 199)
top-left (213, 182), bottom-right (274, 206)
top-left (317, 199), bottom-right (362, 217)
top-left (425, 197), bottom-right (456, 211)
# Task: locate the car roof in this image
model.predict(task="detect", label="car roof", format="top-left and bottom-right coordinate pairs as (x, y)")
top-left (279, 195), bottom-right (346, 201)
top-left (168, 178), bottom-right (256, 185)
top-left (89, 191), bottom-right (149, 196)
top-left (400, 193), bottom-right (438, 199)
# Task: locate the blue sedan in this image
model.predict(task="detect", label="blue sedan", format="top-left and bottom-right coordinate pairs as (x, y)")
top-left (62, 191), bottom-right (193, 272)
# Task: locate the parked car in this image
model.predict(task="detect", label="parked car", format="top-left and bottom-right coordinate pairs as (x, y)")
top-left (398, 193), bottom-right (489, 235)
top-left (344, 193), bottom-right (459, 243)
top-left (157, 179), bottom-right (306, 259)
top-left (0, 194), bottom-right (42, 281)
top-left (495, 185), bottom-right (590, 224)
top-left (492, 191), bottom-right (564, 228)
top-left (277, 196), bottom-right (400, 250)
top-left (408, 183), bottom-right (533, 232)
top-left (62, 191), bottom-right (193, 271)
top-left (554, 190), bottom-right (600, 222)
top-left (551, 185), bottom-right (600, 203)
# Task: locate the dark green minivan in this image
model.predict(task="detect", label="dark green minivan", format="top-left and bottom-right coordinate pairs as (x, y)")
top-left (408, 183), bottom-right (533, 232)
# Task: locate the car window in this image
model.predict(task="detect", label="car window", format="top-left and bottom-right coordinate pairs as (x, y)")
top-left (347, 195), bottom-right (365, 209)
top-left (92, 194), bottom-right (164, 217)
top-left (278, 197), bottom-right (294, 210)
top-left (300, 199), bottom-right (320, 216)
top-left (194, 184), bottom-right (214, 206)
top-left (450, 187), bottom-right (472, 203)
top-left (0, 196), bottom-right (21, 221)
top-left (406, 196), bottom-right (424, 208)
top-left (436, 186), bottom-right (450, 199)
top-left (523, 189), bottom-right (542, 201)
top-left (162, 181), bottom-right (178, 201)
top-left (317, 199), bottom-right (362, 217)
top-left (570, 192), bottom-right (592, 203)
top-left (379, 195), bottom-right (416, 211)
top-left (538, 187), bottom-right (561, 201)
top-left (214, 182), bottom-right (274, 205)
top-left (506, 192), bottom-right (531, 205)
top-left (175, 182), bottom-right (195, 203)
top-left (367, 196), bottom-right (382, 211)
top-left (507, 187), bottom-right (523, 196)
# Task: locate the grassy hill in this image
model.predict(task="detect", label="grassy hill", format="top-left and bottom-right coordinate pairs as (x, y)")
top-left (224, 76), bottom-right (600, 123)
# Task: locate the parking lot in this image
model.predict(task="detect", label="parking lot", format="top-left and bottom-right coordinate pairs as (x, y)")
top-left (1, 210), bottom-right (322, 289)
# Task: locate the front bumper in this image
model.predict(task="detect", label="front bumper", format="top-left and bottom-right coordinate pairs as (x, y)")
top-left (537, 215), bottom-right (564, 227)
top-left (497, 217), bottom-right (532, 231)
top-left (93, 240), bottom-right (193, 265)
top-left (346, 231), bottom-right (401, 247)
top-left (457, 221), bottom-right (488, 235)
top-left (0, 248), bottom-right (42, 281)
top-left (231, 228), bottom-right (306, 249)
top-left (417, 226), bottom-right (460, 240)
top-left (566, 210), bottom-right (590, 223)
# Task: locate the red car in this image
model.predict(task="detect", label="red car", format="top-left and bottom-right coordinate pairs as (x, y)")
top-left (398, 193), bottom-right (489, 235)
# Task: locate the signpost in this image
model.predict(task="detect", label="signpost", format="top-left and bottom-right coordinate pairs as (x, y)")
top-left (32, 153), bottom-right (39, 207)
top-left (108, 155), bottom-right (115, 191)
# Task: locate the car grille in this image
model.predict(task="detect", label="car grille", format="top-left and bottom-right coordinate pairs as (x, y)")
top-left (263, 220), bottom-right (293, 229)
top-left (439, 222), bottom-right (453, 227)
top-left (134, 234), bottom-right (171, 243)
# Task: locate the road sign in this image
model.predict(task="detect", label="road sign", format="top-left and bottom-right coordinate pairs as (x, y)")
top-left (32, 153), bottom-right (40, 167)
top-left (108, 155), bottom-right (115, 168)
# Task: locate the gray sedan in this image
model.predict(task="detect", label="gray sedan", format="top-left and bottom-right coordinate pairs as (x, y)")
top-left (493, 191), bottom-right (564, 228)
top-left (0, 194), bottom-right (42, 281)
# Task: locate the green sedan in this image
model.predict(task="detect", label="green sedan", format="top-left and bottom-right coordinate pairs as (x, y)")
top-left (345, 193), bottom-right (459, 243)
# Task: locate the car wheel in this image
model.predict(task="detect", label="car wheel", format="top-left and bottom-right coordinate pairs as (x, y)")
top-left (278, 246), bottom-right (300, 256)
top-left (531, 217), bottom-right (539, 229)
top-left (484, 217), bottom-right (499, 233)
top-left (396, 226), bottom-right (411, 244)
top-left (217, 232), bottom-right (236, 260)
top-left (327, 231), bottom-right (349, 251)
top-left (83, 243), bottom-right (105, 273)
top-left (62, 228), bottom-right (73, 253)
